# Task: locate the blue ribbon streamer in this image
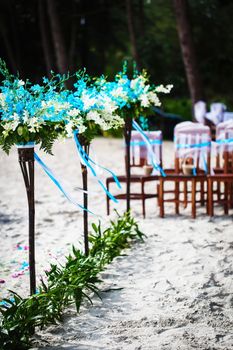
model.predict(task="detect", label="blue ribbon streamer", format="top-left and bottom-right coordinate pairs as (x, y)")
top-left (73, 131), bottom-right (120, 203)
top-left (34, 152), bottom-right (96, 215)
top-left (132, 120), bottom-right (166, 176)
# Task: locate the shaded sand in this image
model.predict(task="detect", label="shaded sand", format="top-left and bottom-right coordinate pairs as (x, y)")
top-left (0, 138), bottom-right (233, 349)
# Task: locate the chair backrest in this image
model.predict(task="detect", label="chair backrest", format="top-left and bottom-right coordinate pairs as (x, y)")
top-left (223, 112), bottom-right (233, 123)
top-left (174, 122), bottom-right (211, 173)
top-left (194, 101), bottom-right (206, 124)
top-left (211, 102), bottom-right (226, 113)
top-left (206, 102), bottom-right (226, 125)
top-left (215, 120), bottom-right (233, 173)
top-left (128, 130), bottom-right (163, 168)
top-left (216, 120), bottom-right (233, 139)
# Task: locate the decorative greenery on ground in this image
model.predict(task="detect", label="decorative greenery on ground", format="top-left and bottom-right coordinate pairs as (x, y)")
top-left (0, 211), bottom-right (144, 350)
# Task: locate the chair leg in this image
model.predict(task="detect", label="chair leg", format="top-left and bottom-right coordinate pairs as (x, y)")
top-left (141, 181), bottom-right (146, 219)
top-left (208, 179), bottom-right (214, 217)
top-left (206, 180), bottom-right (209, 215)
top-left (175, 181), bottom-right (179, 214)
top-left (159, 180), bottom-right (164, 218)
top-left (184, 181), bottom-right (188, 208)
top-left (156, 183), bottom-right (160, 206)
top-left (200, 181), bottom-right (205, 206)
top-left (230, 183), bottom-right (233, 208)
top-left (192, 179), bottom-right (196, 219)
top-left (224, 182), bottom-right (229, 215)
top-left (217, 182), bottom-right (221, 202)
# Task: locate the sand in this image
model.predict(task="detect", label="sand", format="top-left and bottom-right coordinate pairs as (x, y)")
top-left (0, 138), bottom-right (233, 350)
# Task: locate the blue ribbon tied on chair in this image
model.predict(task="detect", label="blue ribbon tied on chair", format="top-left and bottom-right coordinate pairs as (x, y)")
top-left (130, 140), bottom-right (162, 146)
top-left (175, 139), bottom-right (211, 174)
top-left (132, 120), bottom-right (166, 176)
top-left (73, 130), bottom-right (121, 203)
top-left (216, 138), bottom-right (233, 145)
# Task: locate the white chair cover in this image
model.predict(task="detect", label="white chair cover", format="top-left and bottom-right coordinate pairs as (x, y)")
top-left (215, 120), bottom-right (233, 154)
top-left (194, 101), bottom-right (206, 124)
top-left (223, 112), bottom-right (233, 122)
top-left (206, 103), bottom-right (226, 125)
top-left (174, 122), bottom-right (211, 172)
top-left (130, 130), bottom-right (162, 168)
top-left (175, 121), bottom-right (194, 131)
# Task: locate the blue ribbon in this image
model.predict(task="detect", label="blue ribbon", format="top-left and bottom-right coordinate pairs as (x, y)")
top-left (175, 141), bottom-right (211, 149)
top-left (130, 140), bottom-right (162, 146)
top-left (16, 142), bottom-right (35, 148)
top-left (216, 138), bottom-right (233, 145)
top-left (132, 120), bottom-right (166, 176)
top-left (34, 152), bottom-right (97, 215)
top-left (73, 130), bottom-right (121, 203)
top-left (175, 140), bottom-right (210, 174)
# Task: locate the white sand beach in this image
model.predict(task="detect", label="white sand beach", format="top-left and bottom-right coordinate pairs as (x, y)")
top-left (0, 138), bottom-right (233, 349)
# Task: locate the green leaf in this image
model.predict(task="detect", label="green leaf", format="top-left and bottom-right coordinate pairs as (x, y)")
top-left (17, 126), bottom-right (23, 136)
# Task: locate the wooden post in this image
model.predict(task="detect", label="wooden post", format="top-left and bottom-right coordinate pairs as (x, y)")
top-left (79, 137), bottom-right (90, 256)
top-left (124, 115), bottom-right (132, 212)
top-left (18, 147), bottom-right (36, 296)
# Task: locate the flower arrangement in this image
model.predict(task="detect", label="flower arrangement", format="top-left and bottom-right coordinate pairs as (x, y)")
top-left (95, 62), bottom-right (173, 119)
top-left (65, 71), bottom-right (124, 143)
top-left (0, 61), bottom-right (172, 154)
top-left (93, 62), bottom-right (173, 211)
top-left (0, 60), bottom-right (72, 154)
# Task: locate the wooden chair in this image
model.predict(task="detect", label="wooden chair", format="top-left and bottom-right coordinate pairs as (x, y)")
top-left (208, 175), bottom-right (233, 216)
top-left (106, 130), bottom-right (163, 218)
top-left (158, 122), bottom-right (211, 218)
top-left (215, 120), bottom-right (233, 172)
top-left (205, 103), bottom-right (227, 140)
top-left (208, 121), bottom-right (233, 216)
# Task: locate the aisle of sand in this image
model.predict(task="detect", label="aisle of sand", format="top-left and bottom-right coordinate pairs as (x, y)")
top-left (0, 138), bottom-right (232, 350)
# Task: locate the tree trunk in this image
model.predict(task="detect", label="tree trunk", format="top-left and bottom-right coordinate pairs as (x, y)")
top-left (47, 0), bottom-right (68, 74)
top-left (38, 0), bottom-right (53, 75)
top-left (80, 0), bottom-right (88, 68)
top-left (173, 0), bottom-right (204, 108)
top-left (138, 0), bottom-right (145, 39)
top-left (69, 2), bottom-right (78, 72)
top-left (126, 0), bottom-right (141, 69)
top-left (9, 0), bottom-right (21, 73)
top-left (0, 19), bottom-right (17, 72)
